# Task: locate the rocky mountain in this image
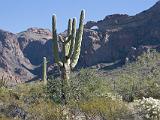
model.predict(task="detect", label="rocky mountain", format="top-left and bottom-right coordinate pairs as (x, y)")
top-left (0, 28), bottom-right (53, 84)
top-left (1, 1), bottom-right (160, 84)
top-left (83, 1), bottom-right (160, 67)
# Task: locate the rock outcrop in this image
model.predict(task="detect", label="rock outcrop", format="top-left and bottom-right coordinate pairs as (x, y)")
top-left (0, 29), bottom-right (34, 85)
top-left (82, 1), bottom-right (160, 66)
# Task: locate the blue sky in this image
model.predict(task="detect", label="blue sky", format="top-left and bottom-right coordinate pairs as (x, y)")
top-left (0, 0), bottom-right (158, 33)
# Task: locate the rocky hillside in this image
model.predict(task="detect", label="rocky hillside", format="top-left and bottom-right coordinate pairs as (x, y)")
top-left (1, 1), bottom-right (160, 84)
top-left (0, 28), bottom-right (53, 84)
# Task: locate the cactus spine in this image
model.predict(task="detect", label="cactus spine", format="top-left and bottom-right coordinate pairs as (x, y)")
top-left (42, 57), bottom-right (47, 85)
top-left (52, 10), bottom-right (85, 80)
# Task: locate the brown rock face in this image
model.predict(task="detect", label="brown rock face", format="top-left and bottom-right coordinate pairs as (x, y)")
top-left (1, 1), bottom-right (160, 83)
top-left (0, 30), bottom-right (34, 85)
top-left (17, 28), bottom-right (52, 65)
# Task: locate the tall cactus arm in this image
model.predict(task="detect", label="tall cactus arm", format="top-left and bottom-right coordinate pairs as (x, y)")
top-left (71, 10), bottom-right (85, 69)
top-left (68, 18), bottom-right (76, 58)
top-left (67, 19), bottom-right (72, 36)
top-left (58, 19), bottom-right (72, 44)
top-left (52, 15), bottom-right (63, 66)
top-left (65, 19), bottom-right (72, 57)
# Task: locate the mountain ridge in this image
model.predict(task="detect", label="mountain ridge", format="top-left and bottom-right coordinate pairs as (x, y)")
top-left (1, 1), bottom-right (160, 84)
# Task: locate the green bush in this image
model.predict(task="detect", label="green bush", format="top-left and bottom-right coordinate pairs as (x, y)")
top-left (0, 82), bottom-right (67, 120)
top-left (28, 100), bottom-right (64, 120)
top-left (108, 50), bottom-right (160, 100)
top-left (45, 77), bottom-right (62, 104)
top-left (78, 97), bottom-right (132, 120)
top-left (46, 69), bottom-right (112, 104)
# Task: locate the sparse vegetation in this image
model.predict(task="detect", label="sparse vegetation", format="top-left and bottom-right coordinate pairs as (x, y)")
top-left (133, 97), bottom-right (160, 120)
top-left (0, 75), bottom-right (7, 88)
top-left (1, 50), bottom-right (160, 119)
top-left (108, 50), bottom-right (160, 100)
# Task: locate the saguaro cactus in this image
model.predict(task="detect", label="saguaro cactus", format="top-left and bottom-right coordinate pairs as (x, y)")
top-left (42, 57), bottom-right (47, 85)
top-left (52, 10), bottom-right (85, 105)
top-left (52, 10), bottom-right (85, 80)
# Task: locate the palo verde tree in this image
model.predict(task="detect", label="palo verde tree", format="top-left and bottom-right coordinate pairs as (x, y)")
top-left (52, 10), bottom-right (85, 104)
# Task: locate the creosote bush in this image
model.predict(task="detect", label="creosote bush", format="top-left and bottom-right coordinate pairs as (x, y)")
top-left (46, 69), bottom-right (112, 104)
top-left (79, 97), bottom-right (132, 120)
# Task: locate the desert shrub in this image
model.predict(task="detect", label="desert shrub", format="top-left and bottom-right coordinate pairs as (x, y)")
top-left (46, 69), bottom-right (113, 104)
top-left (135, 82), bottom-right (160, 99)
top-left (0, 82), bottom-right (66, 120)
top-left (0, 77), bottom-right (7, 88)
top-left (109, 50), bottom-right (160, 99)
top-left (0, 114), bottom-right (15, 120)
top-left (68, 69), bottom-right (113, 101)
top-left (114, 73), bottom-right (160, 101)
top-left (12, 83), bottom-right (47, 107)
top-left (133, 97), bottom-right (160, 120)
top-left (78, 97), bottom-right (132, 120)
top-left (28, 100), bottom-right (64, 120)
top-left (45, 77), bottom-right (62, 104)
top-left (0, 87), bottom-right (19, 104)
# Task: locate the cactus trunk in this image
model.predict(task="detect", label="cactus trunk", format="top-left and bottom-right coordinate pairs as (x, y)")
top-left (61, 61), bottom-right (70, 80)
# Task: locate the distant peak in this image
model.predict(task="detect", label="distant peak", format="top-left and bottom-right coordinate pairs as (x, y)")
top-left (103, 14), bottom-right (129, 21)
top-left (149, 0), bottom-right (160, 10)
top-left (156, 0), bottom-right (160, 4)
top-left (0, 29), bottom-right (15, 36)
top-left (26, 27), bottom-right (51, 35)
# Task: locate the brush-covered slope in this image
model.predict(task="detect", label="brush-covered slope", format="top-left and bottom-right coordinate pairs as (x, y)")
top-left (1, 1), bottom-right (160, 83)
top-left (1, 51), bottom-right (160, 120)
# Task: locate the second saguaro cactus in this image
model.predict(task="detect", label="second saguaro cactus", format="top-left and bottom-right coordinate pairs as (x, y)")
top-left (52, 10), bottom-right (85, 80)
top-left (42, 57), bottom-right (47, 85)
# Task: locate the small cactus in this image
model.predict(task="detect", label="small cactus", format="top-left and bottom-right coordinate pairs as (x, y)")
top-left (42, 57), bottom-right (47, 85)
